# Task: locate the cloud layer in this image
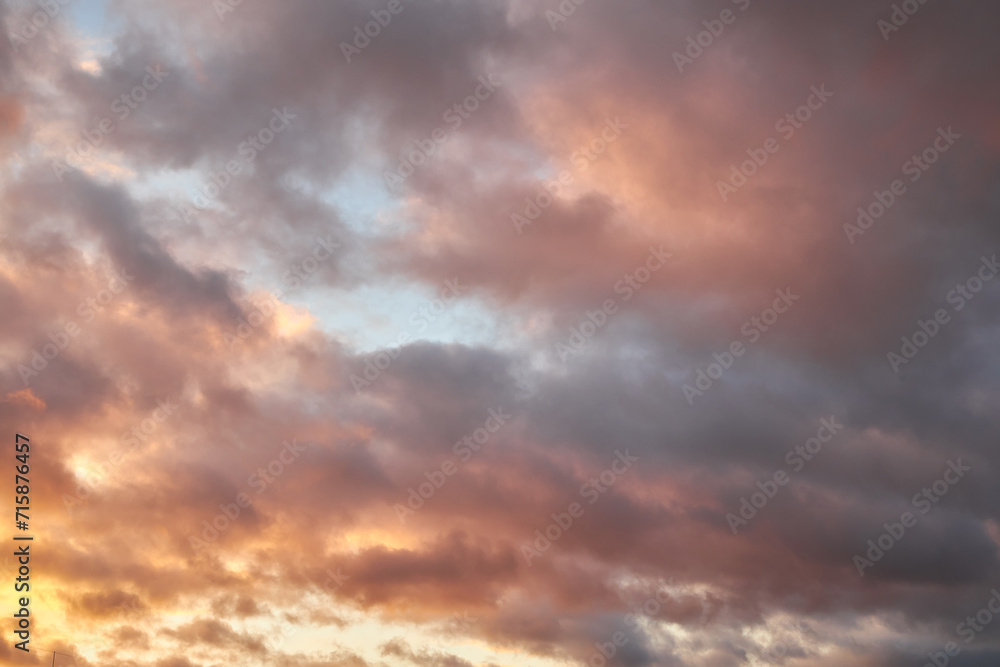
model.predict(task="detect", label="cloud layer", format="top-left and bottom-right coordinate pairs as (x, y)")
top-left (2, 0), bottom-right (1000, 665)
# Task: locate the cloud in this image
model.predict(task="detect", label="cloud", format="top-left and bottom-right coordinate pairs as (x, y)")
top-left (2, 0), bottom-right (1000, 665)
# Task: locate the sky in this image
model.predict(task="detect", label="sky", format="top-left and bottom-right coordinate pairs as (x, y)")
top-left (1, 0), bottom-right (1000, 666)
